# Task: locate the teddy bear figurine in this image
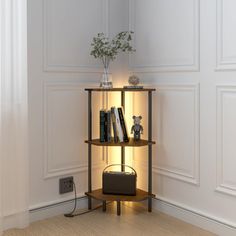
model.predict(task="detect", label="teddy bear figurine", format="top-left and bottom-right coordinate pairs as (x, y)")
top-left (131, 116), bottom-right (143, 141)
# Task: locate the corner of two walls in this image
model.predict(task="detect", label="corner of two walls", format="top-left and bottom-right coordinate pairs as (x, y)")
top-left (29, 0), bottom-right (236, 229)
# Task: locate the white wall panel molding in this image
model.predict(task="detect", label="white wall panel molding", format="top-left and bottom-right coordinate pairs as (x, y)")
top-left (43, 0), bottom-right (109, 73)
top-left (216, 0), bottom-right (236, 71)
top-left (43, 81), bottom-right (104, 179)
top-left (216, 86), bottom-right (236, 196)
top-left (129, 0), bottom-right (200, 72)
top-left (153, 84), bottom-right (200, 185)
top-left (44, 162), bottom-right (104, 179)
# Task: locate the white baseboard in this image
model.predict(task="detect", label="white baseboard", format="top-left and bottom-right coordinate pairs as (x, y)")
top-left (3, 211), bottom-right (29, 232)
top-left (153, 197), bottom-right (236, 236)
top-left (5, 195), bottom-right (235, 236)
top-left (29, 196), bottom-right (88, 223)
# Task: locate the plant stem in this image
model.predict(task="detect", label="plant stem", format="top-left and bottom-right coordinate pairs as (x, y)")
top-left (102, 56), bottom-right (110, 73)
top-left (102, 57), bottom-right (106, 68)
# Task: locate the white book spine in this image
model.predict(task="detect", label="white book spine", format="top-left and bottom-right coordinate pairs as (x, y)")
top-left (114, 107), bottom-right (124, 142)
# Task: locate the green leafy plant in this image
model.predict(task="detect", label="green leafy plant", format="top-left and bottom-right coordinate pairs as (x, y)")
top-left (90, 31), bottom-right (135, 70)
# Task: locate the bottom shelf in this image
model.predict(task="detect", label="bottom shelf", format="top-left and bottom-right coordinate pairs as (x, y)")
top-left (85, 188), bottom-right (155, 202)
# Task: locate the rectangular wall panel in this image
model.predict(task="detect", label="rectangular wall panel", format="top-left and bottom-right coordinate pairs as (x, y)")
top-left (216, 86), bottom-right (236, 196)
top-left (153, 84), bottom-right (200, 185)
top-left (216, 0), bottom-right (236, 70)
top-left (43, 0), bottom-right (108, 72)
top-left (133, 84), bottom-right (200, 185)
top-left (44, 82), bottom-right (103, 178)
top-left (129, 0), bottom-right (199, 72)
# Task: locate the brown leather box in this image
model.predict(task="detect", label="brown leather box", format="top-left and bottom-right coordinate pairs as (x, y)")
top-left (102, 165), bottom-right (137, 196)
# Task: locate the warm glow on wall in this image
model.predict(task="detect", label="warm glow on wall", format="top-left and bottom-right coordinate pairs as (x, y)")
top-left (123, 92), bottom-right (134, 170)
top-left (101, 89), bottom-right (148, 189)
top-left (103, 90), bottom-right (134, 172)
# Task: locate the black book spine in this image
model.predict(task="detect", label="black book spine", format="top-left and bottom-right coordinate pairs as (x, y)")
top-left (118, 107), bottom-right (129, 142)
top-left (104, 112), bottom-right (108, 142)
top-left (107, 110), bottom-right (111, 142)
top-left (100, 110), bottom-right (106, 142)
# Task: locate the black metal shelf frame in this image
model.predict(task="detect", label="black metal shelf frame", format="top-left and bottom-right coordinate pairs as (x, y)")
top-left (85, 88), bottom-right (155, 213)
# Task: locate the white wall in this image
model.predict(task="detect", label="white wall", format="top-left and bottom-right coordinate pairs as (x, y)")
top-left (28, 0), bottom-right (236, 233)
top-left (132, 0), bottom-right (236, 230)
top-left (28, 0), bottom-right (129, 210)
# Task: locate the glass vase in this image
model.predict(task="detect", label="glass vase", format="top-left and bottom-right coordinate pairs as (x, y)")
top-left (100, 67), bottom-right (113, 89)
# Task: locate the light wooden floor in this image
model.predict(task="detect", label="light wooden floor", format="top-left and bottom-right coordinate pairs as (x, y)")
top-left (4, 202), bottom-right (215, 236)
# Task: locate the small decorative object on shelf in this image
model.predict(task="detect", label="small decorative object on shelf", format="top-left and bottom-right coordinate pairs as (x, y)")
top-left (90, 31), bottom-right (135, 89)
top-left (131, 116), bottom-right (143, 141)
top-left (123, 75), bottom-right (143, 89)
top-left (129, 75), bottom-right (140, 86)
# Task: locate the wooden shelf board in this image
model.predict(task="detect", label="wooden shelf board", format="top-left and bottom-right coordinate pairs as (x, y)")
top-left (85, 188), bottom-right (155, 202)
top-left (85, 138), bottom-right (155, 147)
top-left (85, 88), bottom-right (156, 92)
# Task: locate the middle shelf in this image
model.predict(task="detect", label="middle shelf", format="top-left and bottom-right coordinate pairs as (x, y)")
top-left (85, 138), bottom-right (155, 147)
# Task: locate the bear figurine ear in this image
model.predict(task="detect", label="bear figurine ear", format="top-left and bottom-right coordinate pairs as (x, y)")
top-left (139, 116), bottom-right (142, 119)
top-left (132, 115), bottom-right (136, 119)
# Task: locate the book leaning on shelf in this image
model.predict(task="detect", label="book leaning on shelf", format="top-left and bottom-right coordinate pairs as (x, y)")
top-left (117, 107), bottom-right (129, 142)
top-left (100, 107), bottom-right (129, 143)
top-left (106, 110), bottom-right (112, 142)
top-left (113, 107), bottom-right (124, 142)
top-left (100, 110), bottom-right (106, 142)
top-left (111, 107), bottom-right (118, 142)
top-left (100, 109), bottom-right (111, 142)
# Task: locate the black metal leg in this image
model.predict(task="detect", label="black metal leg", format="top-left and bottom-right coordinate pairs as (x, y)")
top-left (88, 197), bottom-right (92, 210)
top-left (88, 143), bottom-right (92, 210)
top-left (88, 91), bottom-right (92, 210)
top-left (117, 201), bottom-right (121, 216)
top-left (103, 201), bottom-right (106, 212)
top-left (121, 91), bottom-right (125, 172)
top-left (148, 144), bottom-right (152, 212)
top-left (148, 91), bottom-right (153, 212)
top-left (121, 147), bottom-right (125, 172)
top-left (148, 196), bottom-right (152, 212)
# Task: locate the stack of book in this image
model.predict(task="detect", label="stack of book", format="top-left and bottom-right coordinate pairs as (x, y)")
top-left (100, 107), bottom-right (129, 143)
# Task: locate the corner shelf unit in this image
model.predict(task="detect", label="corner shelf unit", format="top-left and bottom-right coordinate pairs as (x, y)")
top-left (84, 88), bottom-right (156, 215)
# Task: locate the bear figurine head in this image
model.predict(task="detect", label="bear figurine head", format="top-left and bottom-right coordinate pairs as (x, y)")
top-left (132, 115), bottom-right (142, 125)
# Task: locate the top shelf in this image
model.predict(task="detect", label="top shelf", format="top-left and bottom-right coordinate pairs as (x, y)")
top-left (85, 88), bottom-right (156, 92)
